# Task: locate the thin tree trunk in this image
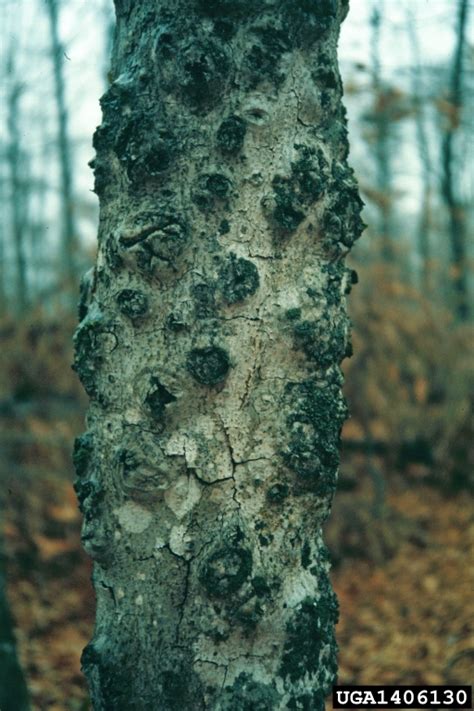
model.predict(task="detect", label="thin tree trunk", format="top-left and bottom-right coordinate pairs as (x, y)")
top-left (370, 2), bottom-right (393, 261)
top-left (75, 1), bottom-right (363, 708)
top-left (0, 522), bottom-right (30, 710)
top-left (6, 51), bottom-right (28, 317)
top-left (407, 15), bottom-right (433, 292)
top-left (45, 0), bottom-right (78, 292)
top-left (441, 0), bottom-right (469, 320)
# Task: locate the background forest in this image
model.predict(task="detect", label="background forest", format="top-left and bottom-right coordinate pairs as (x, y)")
top-left (0, 0), bottom-right (472, 708)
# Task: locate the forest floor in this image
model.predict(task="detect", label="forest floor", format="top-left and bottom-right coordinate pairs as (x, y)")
top-left (1, 402), bottom-right (473, 710)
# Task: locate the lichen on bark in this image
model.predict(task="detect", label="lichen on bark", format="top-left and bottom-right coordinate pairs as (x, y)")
top-left (76, 1), bottom-right (363, 708)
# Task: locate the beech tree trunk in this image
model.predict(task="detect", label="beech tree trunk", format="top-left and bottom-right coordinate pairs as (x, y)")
top-left (75, 1), bottom-right (363, 708)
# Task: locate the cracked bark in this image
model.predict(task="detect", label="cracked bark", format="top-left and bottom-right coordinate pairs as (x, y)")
top-left (75, 1), bottom-right (364, 709)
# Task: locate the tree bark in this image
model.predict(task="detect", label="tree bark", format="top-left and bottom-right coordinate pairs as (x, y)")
top-left (75, 1), bottom-right (363, 708)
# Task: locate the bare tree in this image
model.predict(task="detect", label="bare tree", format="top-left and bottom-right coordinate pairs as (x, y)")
top-left (45, 0), bottom-right (78, 291)
top-left (6, 49), bottom-right (28, 316)
top-left (75, 0), bottom-right (364, 708)
top-left (441, 0), bottom-right (470, 320)
top-left (407, 14), bottom-right (434, 291)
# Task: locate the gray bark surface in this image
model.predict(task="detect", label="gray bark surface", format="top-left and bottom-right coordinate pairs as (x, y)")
top-left (75, 1), bottom-right (363, 708)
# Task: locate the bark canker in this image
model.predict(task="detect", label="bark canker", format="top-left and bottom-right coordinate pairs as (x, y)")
top-left (75, 1), bottom-right (363, 708)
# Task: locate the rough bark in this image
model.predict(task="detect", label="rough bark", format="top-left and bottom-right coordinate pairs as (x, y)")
top-left (46, 0), bottom-right (78, 288)
top-left (76, 1), bottom-right (363, 708)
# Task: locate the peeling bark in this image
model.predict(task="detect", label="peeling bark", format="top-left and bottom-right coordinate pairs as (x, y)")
top-left (76, 1), bottom-right (363, 708)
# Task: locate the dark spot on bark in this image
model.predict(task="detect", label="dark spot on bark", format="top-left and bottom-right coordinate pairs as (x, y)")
top-left (212, 19), bottom-right (236, 40)
top-left (283, 0), bottom-right (337, 47)
top-left (217, 115), bottom-right (247, 155)
top-left (72, 320), bottom-right (107, 397)
top-left (181, 39), bottom-right (230, 109)
top-left (196, 0), bottom-right (260, 18)
top-left (218, 253), bottom-right (259, 304)
top-left (166, 312), bottom-right (187, 332)
top-left (158, 667), bottom-right (205, 711)
top-left (216, 673), bottom-right (280, 711)
top-left (116, 289), bottom-right (148, 320)
top-left (312, 52), bottom-right (340, 90)
top-left (266, 482), bottom-right (289, 503)
top-left (293, 317), bottom-right (347, 368)
top-left (251, 576), bottom-right (270, 597)
top-left (322, 162), bottom-right (365, 249)
top-left (81, 645), bottom-right (149, 710)
top-left (285, 307), bottom-right (301, 321)
top-left (187, 346), bottom-right (230, 385)
top-left (269, 145), bottom-right (328, 233)
top-left (287, 692), bottom-right (326, 711)
top-left (73, 432), bottom-right (94, 478)
top-left (78, 270), bottom-right (94, 321)
top-left (301, 540), bottom-right (311, 569)
top-left (192, 283), bottom-right (217, 319)
top-left (219, 219), bottom-right (230, 235)
top-left (193, 173), bottom-right (232, 212)
top-left (280, 583), bottom-right (338, 684)
top-left (283, 378), bottom-right (348, 496)
top-left (74, 479), bottom-right (104, 520)
top-left (200, 544), bottom-right (252, 597)
top-left (244, 24), bottom-right (291, 89)
top-left (146, 378), bottom-right (176, 419)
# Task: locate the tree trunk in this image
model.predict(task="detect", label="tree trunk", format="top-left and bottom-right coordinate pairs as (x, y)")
top-left (441, 0), bottom-right (469, 320)
top-left (6, 51), bottom-right (28, 317)
top-left (407, 14), bottom-right (433, 292)
top-left (75, 1), bottom-right (363, 708)
top-left (369, 2), bottom-right (393, 261)
top-left (45, 0), bottom-right (78, 291)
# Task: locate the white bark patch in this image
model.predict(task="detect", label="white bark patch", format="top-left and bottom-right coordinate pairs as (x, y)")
top-left (166, 417), bottom-right (233, 482)
top-left (115, 501), bottom-right (153, 533)
top-left (169, 524), bottom-right (194, 559)
top-left (164, 474), bottom-right (202, 520)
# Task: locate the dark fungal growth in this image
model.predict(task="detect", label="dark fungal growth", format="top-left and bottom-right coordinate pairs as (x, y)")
top-left (199, 544), bottom-right (252, 597)
top-left (72, 319), bottom-right (107, 397)
top-left (193, 172), bottom-right (232, 212)
top-left (73, 432), bottom-right (94, 479)
top-left (116, 289), bottom-right (148, 320)
top-left (292, 315), bottom-right (347, 368)
top-left (280, 584), bottom-right (338, 685)
top-left (145, 378), bottom-right (176, 419)
top-left (323, 162), bottom-right (365, 250)
top-left (282, 0), bottom-right (338, 47)
top-left (269, 145), bottom-right (328, 233)
top-left (266, 482), bottom-right (289, 503)
top-left (180, 38), bottom-right (231, 110)
top-left (243, 24), bottom-right (291, 89)
top-left (192, 283), bottom-right (217, 319)
top-left (196, 0), bottom-right (262, 18)
top-left (216, 672), bottom-right (280, 710)
top-left (217, 115), bottom-right (247, 155)
top-left (283, 377), bottom-right (348, 495)
top-left (186, 346), bottom-right (230, 385)
top-left (219, 253), bottom-right (259, 304)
